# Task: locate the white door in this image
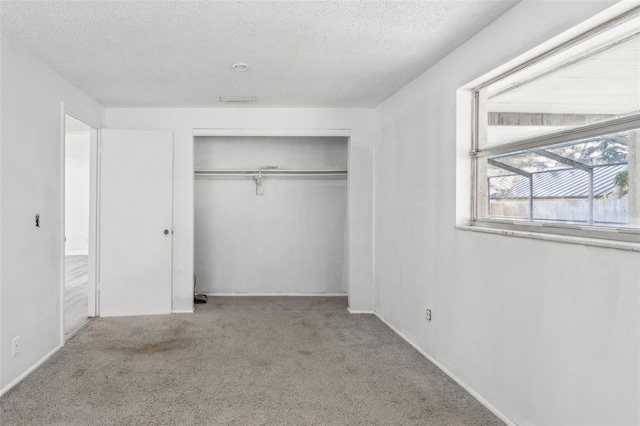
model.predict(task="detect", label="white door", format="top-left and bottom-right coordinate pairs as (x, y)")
top-left (99, 129), bottom-right (173, 317)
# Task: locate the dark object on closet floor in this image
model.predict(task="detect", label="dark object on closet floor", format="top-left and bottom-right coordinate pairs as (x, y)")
top-left (194, 274), bottom-right (208, 304)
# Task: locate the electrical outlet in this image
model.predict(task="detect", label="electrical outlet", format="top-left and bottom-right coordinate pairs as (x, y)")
top-left (426, 309), bottom-right (432, 321)
top-left (12, 336), bottom-right (21, 357)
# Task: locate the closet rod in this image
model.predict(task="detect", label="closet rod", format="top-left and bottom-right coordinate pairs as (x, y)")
top-left (195, 169), bottom-right (348, 178)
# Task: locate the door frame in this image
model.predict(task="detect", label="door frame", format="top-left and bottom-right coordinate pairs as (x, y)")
top-left (60, 106), bottom-right (100, 344)
top-left (191, 128), bottom-right (352, 305)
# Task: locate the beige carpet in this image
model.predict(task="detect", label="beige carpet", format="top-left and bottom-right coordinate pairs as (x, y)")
top-left (0, 297), bottom-right (503, 425)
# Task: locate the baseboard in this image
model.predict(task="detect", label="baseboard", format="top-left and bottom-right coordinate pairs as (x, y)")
top-left (203, 293), bottom-right (348, 297)
top-left (172, 309), bottom-right (194, 314)
top-left (64, 318), bottom-right (92, 342)
top-left (373, 312), bottom-right (516, 426)
top-left (0, 344), bottom-right (63, 398)
top-left (347, 308), bottom-right (375, 314)
top-left (65, 251), bottom-right (88, 256)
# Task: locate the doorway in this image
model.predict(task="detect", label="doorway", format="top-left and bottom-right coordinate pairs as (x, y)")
top-left (63, 114), bottom-right (95, 337)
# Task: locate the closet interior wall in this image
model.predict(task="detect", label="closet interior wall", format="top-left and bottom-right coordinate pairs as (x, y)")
top-left (194, 136), bottom-right (348, 295)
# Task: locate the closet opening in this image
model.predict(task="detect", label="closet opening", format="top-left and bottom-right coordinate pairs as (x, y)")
top-left (194, 133), bottom-right (349, 301)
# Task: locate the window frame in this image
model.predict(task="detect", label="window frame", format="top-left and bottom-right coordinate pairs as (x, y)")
top-left (469, 7), bottom-right (640, 244)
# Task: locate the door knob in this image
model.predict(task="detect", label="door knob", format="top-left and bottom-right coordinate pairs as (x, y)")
top-left (164, 229), bottom-right (170, 235)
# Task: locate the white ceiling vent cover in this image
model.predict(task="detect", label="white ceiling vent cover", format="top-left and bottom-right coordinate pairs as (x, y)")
top-left (220, 96), bottom-right (256, 103)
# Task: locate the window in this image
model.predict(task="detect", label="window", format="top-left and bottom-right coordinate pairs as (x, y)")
top-left (471, 8), bottom-right (640, 243)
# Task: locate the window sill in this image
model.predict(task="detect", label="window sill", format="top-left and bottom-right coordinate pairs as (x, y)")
top-left (455, 224), bottom-right (640, 252)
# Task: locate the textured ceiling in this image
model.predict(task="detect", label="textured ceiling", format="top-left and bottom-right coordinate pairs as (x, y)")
top-left (0, 0), bottom-right (518, 107)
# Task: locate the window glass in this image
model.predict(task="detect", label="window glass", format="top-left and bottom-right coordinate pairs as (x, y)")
top-left (480, 129), bottom-right (637, 228)
top-left (482, 36), bottom-right (640, 148)
top-left (488, 174), bottom-right (531, 220)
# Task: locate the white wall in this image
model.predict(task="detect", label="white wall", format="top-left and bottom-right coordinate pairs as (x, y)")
top-left (104, 108), bottom-right (376, 311)
top-left (374, 2), bottom-right (639, 425)
top-left (0, 35), bottom-right (3, 400)
top-left (195, 136), bottom-right (348, 295)
top-left (64, 132), bottom-right (90, 255)
top-left (0, 36), bottom-right (103, 393)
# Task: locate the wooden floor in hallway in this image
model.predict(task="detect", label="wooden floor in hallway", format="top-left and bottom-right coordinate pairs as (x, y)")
top-left (65, 255), bottom-right (89, 337)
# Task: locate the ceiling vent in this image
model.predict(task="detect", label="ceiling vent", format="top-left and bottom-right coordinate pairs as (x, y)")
top-left (219, 96), bottom-right (256, 103)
